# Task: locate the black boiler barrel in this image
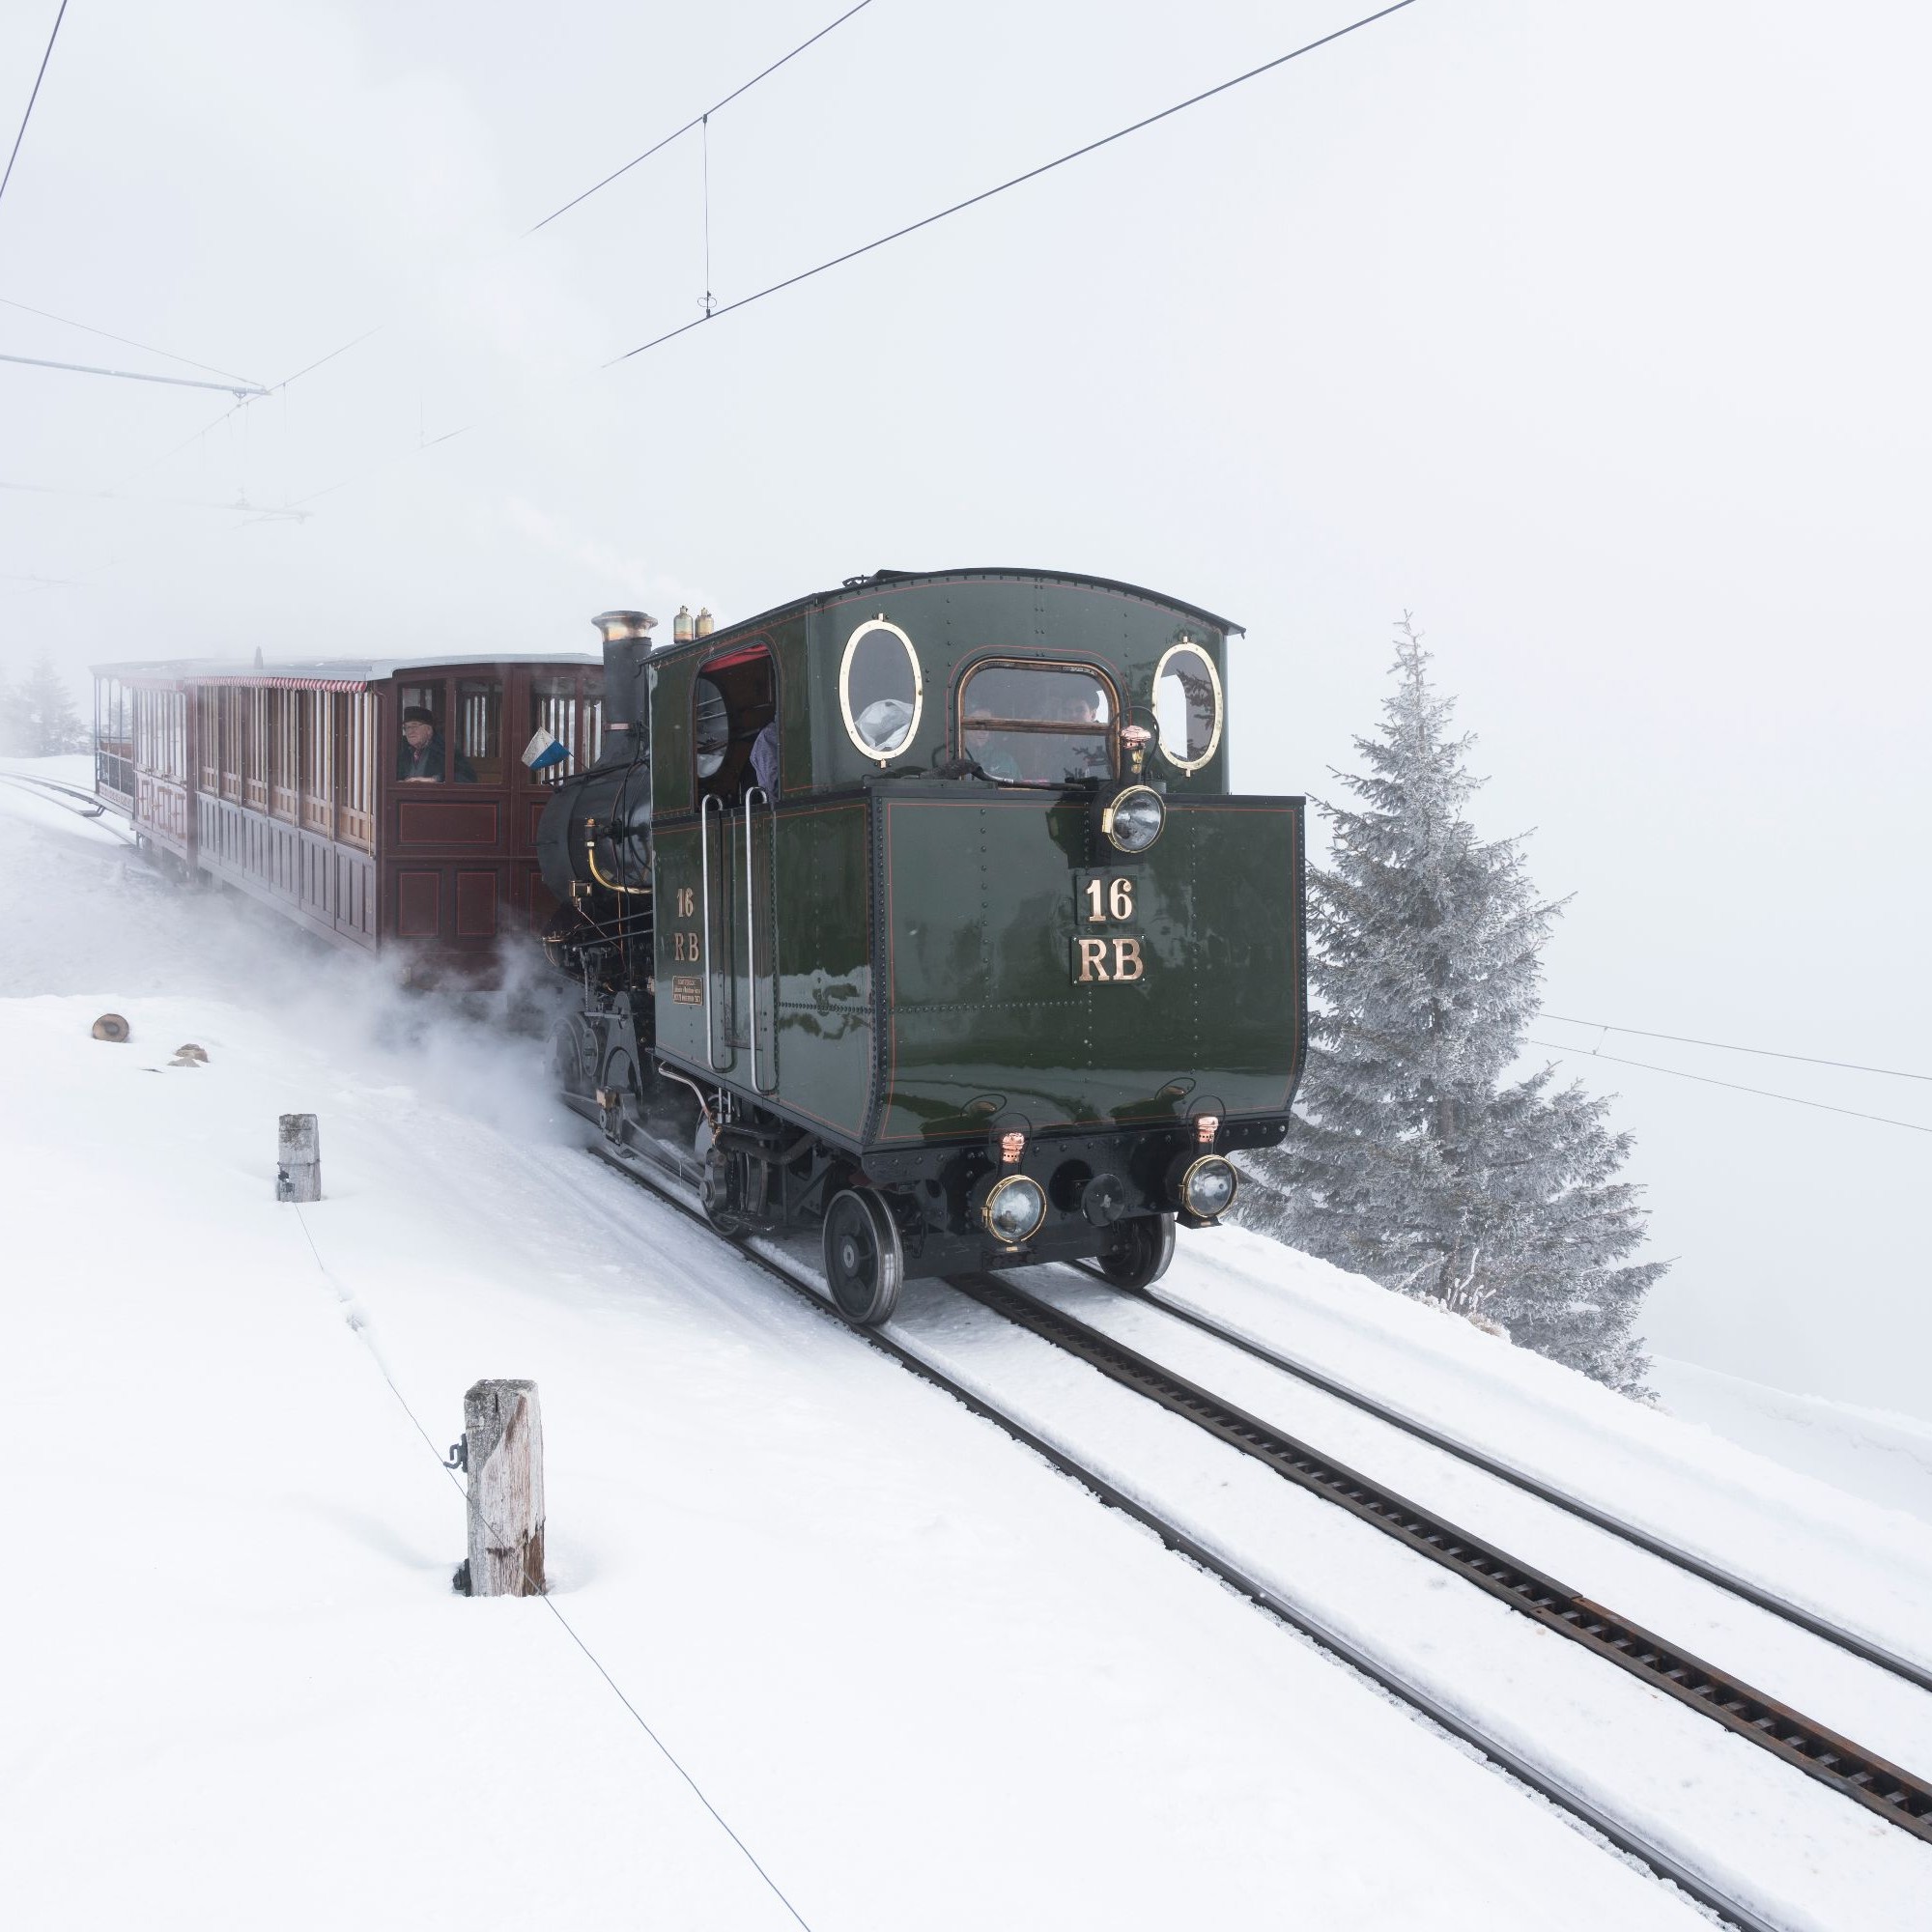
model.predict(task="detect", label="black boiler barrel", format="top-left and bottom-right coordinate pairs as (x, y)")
top-left (536, 759), bottom-right (652, 905)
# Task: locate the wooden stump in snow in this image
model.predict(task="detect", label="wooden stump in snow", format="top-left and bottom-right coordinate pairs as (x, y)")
top-left (462, 1379), bottom-right (546, 1597)
top-left (275, 1113), bottom-right (320, 1203)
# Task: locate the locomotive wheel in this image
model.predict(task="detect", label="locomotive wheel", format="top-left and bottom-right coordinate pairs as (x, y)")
top-left (549, 1014), bottom-right (599, 1098)
top-left (695, 1119), bottom-right (745, 1236)
top-left (823, 1188), bottom-right (903, 1326)
top-left (1094, 1212), bottom-right (1176, 1291)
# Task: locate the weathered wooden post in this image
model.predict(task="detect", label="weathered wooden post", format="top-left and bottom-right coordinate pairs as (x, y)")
top-left (461, 1379), bottom-right (546, 1597)
top-left (275, 1113), bottom-right (320, 1203)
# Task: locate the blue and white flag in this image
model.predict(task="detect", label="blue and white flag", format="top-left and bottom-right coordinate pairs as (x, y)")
top-left (522, 728), bottom-right (569, 773)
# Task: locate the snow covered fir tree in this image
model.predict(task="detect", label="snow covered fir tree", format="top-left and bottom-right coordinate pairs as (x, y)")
top-left (0, 653), bottom-right (86, 757)
top-left (1238, 617), bottom-right (1664, 1395)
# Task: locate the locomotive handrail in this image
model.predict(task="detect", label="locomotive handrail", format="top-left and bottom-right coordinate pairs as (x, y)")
top-left (744, 786), bottom-right (777, 1096)
top-left (700, 792), bottom-right (724, 1071)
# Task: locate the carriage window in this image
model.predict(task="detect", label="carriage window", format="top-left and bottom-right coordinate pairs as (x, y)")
top-left (839, 618), bottom-right (921, 763)
top-left (457, 679), bottom-right (503, 784)
top-left (529, 673), bottom-right (578, 783)
top-left (1153, 639), bottom-right (1223, 773)
top-left (958, 663), bottom-right (1115, 785)
top-left (396, 682), bottom-right (459, 783)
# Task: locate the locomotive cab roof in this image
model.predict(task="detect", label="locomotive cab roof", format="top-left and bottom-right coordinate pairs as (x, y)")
top-left (657, 566), bottom-right (1245, 659)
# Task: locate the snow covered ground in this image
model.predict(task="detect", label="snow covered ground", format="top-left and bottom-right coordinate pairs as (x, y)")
top-left (1650, 1356), bottom-right (1932, 1530)
top-left (4, 763), bottom-right (1929, 1929)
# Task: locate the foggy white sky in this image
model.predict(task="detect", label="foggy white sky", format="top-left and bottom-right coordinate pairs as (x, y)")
top-left (3, 1), bottom-right (1927, 1416)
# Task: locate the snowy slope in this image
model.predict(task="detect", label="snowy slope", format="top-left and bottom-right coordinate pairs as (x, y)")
top-left (2, 768), bottom-right (1926, 1929)
top-left (1650, 1356), bottom-right (1932, 1529)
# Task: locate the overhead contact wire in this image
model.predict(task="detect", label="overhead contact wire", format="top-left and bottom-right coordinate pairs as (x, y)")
top-left (0, 0), bottom-right (69, 214)
top-left (1540, 1013), bottom-right (1932, 1085)
top-left (610, 0), bottom-right (1422, 364)
top-left (1524, 1038), bottom-right (1932, 1136)
top-left (524, 0), bottom-right (875, 236)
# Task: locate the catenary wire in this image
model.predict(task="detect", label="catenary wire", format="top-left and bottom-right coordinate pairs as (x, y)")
top-left (287, 1203), bottom-right (816, 1932)
top-left (284, 0), bottom-right (1422, 508)
top-left (0, 294), bottom-right (264, 386)
top-left (610, 0), bottom-right (1421, 365)
top-left (524, 0), bottom-right (874, 237)
top-left (264, 3), bottom-right (875, 400)
top-left (1539, 1013), bottom-right (1931, 1085)
top-left (1523, 1038), bottom-right (1932, 1136)
top-left (0, 0), bottom-right (68, 214)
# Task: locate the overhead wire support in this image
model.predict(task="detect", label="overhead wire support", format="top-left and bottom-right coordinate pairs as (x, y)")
top-left (0, 349), bottom-right (269, 399)
top-left (524, 0), bottom-right (875, 237)
top-left (611, 0), bottom-right (1422, 366)
top-left (0, 295), bottom-right (266, 387)
top-left (0, 0), bottom-right (69, 214)
top-left (247, 3), bottom-right (873, 414)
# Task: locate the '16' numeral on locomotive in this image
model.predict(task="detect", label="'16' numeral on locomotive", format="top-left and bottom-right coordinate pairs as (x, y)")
top-left (1084, 876), bottom-right (1134, 923)
top-left (671, 885), bottom-right (699, 962)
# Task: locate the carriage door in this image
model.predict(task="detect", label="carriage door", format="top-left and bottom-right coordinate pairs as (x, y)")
top-left (695, 644), bottom-right (780, 1092)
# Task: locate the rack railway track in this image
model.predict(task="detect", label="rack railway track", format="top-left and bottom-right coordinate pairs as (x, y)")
top-left (951, 1270), bottom-right (1932, 1847)
top-left (573, 1120), bottom-right (1927, 1932)
top-left (1115, 1269), bottom-right (1932, 1694)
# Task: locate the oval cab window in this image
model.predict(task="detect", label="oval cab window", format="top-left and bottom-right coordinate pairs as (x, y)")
top-left (1153, 638), bottom-right (1223, 773)
top-left (840, 618), bottom-right (922, 764)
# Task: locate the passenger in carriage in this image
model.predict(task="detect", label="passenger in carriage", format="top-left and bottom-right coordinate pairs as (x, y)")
top-left (397, 706), bottom-right (476, 783)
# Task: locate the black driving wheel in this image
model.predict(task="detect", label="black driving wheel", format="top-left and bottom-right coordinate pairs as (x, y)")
top-left (549, 1014), bottom-right (599, 1098)
top-left (1094, 1212), bottom-right (1176, 1291)
top-left (823, 1187), bottom-right (903, 1325)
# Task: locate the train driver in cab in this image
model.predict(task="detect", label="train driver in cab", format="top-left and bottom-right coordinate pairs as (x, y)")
top-left (398, 705), bottom-right (476, 783)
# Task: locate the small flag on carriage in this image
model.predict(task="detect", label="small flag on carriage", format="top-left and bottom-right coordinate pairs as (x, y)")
top-left (522, 727), bottom-right (568, 773)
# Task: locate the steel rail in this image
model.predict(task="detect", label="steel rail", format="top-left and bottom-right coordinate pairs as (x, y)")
top-left (569, 1122), bottom-right (1813, 1929)
top-left (1096, 1271), bottom-right (1932, 1694)
top-left (954, 1271), bottom-right (1932, 1848)
top-left (0, 770), bottom-right (136, 837)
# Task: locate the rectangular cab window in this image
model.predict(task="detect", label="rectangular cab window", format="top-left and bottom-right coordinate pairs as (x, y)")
top-left (959, 663), bottom-right (1115, 785)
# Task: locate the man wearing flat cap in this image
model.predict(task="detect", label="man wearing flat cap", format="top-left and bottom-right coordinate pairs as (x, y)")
top-left (397, 705), bottom-right (476, 783)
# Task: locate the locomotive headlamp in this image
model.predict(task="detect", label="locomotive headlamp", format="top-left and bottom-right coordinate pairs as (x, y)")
top-left (1168, 1151), bottom-right (1237, 1222)
top-left (1102, 783), bottom-right (1165, 854)
top-left (981, 1173), bottom-right (1047, 1245)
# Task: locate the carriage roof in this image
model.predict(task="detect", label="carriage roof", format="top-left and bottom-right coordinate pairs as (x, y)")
top-left (90, 649), bottom-right (600, 690)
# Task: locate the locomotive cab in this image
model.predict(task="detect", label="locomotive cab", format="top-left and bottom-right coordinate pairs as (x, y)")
top-left (538, 568), bottom-right (1305, 1322)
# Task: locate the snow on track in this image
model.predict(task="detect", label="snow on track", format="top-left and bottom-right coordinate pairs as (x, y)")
top-left (1153, 1227), bottom-right (1932, 1675)
top-left (1020, 1265), bottom-right (1932, 1769)
top-left (864, 1274), bottom-right (1932, 1930)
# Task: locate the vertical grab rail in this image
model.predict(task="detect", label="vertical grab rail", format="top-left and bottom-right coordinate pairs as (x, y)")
top-left (700, 792), bottom-right (724, 1070)
top-left (743, 786), bottom-right (777, 1094)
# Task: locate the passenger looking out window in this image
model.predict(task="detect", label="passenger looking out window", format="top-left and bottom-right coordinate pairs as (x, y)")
top-left (397, 705), bottom-right (476, 783)
top-left (959, 664), bottom-right (1115, 784)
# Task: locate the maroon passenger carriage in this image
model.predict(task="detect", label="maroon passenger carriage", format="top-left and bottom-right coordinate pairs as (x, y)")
top-left (91, 648), bottom-right (608, 971)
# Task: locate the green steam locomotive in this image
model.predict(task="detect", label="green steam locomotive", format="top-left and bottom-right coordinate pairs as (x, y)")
top-left (536, 567), bottom-right (1306, 1323)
